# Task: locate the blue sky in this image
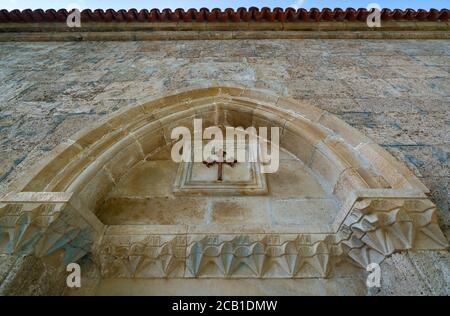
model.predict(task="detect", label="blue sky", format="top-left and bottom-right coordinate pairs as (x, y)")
top-left (0, 1), bottom-right (448, 10)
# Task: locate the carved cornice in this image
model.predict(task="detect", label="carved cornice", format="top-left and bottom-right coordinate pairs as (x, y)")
top-left (1, 8), bottom-right (449, 41)
top-left (0, 171), bottom-right (447, 279)
top-left (90, 197), bottom-right (448, 279)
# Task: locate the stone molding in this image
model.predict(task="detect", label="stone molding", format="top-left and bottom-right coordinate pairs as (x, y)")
top-left (2, 193), bottom-right (445, 279)
top-left (1, 24), bottom-right (449, 41)
top-left (1, 8), bottom-right (448, 41)
top-left (172, 158), bottom-right (268, 196)
top-left (93, 195), bottom-right (447, 279)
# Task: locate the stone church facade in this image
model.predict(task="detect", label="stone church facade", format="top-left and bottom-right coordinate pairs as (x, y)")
top-left (0, 8), bottom-right (448, 295)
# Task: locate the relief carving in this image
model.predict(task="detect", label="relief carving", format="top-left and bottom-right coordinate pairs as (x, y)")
top-left (0, 194), bottom-right (100, 266)
top-left (340, 198), bottom-right (448, 268)
top-left (0, 88), bottom-right (448, 281)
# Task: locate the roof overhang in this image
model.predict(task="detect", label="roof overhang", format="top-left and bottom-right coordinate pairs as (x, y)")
top-left (0, 8), bottom-right (449, 41)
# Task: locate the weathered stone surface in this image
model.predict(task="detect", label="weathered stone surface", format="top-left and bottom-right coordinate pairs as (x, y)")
top-left (63, 255), bottom-right (101, 296)
top-left (0, 254), bottom-right (66, 296)
top-left (0, 39), bottom-right (448, 295)
top-left (211, 197), bottom-right (271, 225)
top-left (369, 251), bottom-right (450, 296)
top-left (98, 197), bottom-right (208, 225)
top-left (92, 276), bottom-right (368, 296)
top-left (0, 255), bottom-right (15, 286)
top-left (267, 159), bottom-right (328, 198)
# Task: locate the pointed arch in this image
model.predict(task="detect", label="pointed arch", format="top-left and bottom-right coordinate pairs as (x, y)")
top-left (0, 86), bottom-right (446, 279)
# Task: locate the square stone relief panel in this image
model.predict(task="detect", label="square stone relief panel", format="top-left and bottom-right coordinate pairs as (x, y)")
top-left (173, 141), bottom-right (268, 196)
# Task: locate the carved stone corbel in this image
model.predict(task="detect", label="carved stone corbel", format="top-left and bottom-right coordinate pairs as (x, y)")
top-left (0, 192), bottom-right (104, 265)
top-left (338, 197), bottom-right (448, 269)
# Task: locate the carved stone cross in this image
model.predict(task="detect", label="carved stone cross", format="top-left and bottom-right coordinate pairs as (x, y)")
top-left (203, 148), bottom-right (237, 181)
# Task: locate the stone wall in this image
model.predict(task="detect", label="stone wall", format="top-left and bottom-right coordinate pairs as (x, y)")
top-left (0, 254), bottom-right (67, 295)
top-left (0, 39), bottom-right (448, 295)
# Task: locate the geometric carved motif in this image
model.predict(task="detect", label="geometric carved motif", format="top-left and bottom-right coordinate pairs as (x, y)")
top-left (185, 234), bottom-right (341, 278)
top-left (98, 234), bottom-right (186, 278)
top-left (0, 193), bottom-right (448, 278)
top-left (96, 233), bottom-right (343, 279)
top-left (1, 194), bottom-right (448, 279)
top-left (0, 193), bottom-right (101, 266)
top-left (340, 198), bottom-right (448, 268)
top-left (93, 197), bottom-right (448, 279)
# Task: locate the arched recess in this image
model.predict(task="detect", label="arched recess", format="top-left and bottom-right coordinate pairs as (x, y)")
top-left (0, 86), bottom-right (447, 279)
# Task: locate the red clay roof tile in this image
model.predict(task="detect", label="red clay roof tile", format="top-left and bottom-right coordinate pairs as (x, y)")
top-left (0, 8), bottom-right (448, 23)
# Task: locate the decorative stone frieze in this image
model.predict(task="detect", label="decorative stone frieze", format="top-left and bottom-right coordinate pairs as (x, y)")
top-left (91, 196), bottom-right (447, 279)
top-left (97, 232), bottom-right (186, 278)
top-left (184, 234), bottom-right (343, 278)
top-left (95, 232), bottom-right (344, 279)
top-left (92, 195), bottom-right (448, 279)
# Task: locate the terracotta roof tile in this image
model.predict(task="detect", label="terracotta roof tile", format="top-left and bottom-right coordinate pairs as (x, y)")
top-left (0, 8), bottom-right (448, 23)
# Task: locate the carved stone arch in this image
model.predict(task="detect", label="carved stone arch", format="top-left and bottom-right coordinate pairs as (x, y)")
top-left (0, 85), bottom-right (447, 279)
